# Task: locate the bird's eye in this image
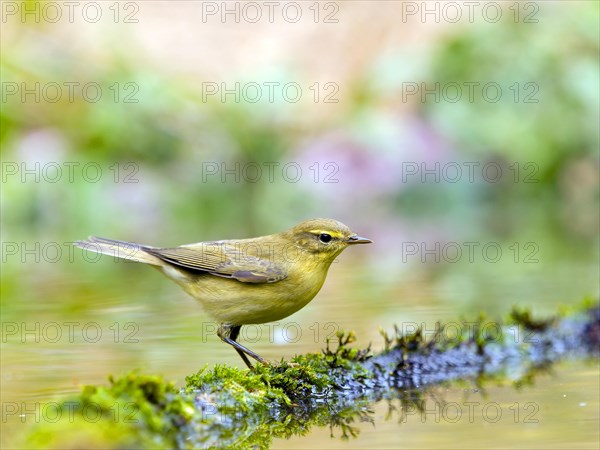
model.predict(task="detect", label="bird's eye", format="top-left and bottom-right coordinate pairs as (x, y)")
top-left (319, 233), bottom-right (332, 243)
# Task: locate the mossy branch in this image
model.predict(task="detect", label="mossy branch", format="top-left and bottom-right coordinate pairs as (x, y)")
top-left (23, 302), bottom-right (600, 449)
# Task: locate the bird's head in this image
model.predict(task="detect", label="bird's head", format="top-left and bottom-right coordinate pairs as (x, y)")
top-left (284, 218), bottom-right (371, 263)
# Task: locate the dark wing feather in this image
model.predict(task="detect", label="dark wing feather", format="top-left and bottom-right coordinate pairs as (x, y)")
top-left (142, 243), bottom-right (287, 284)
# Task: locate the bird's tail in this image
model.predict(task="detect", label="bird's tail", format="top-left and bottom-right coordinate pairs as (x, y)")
top-left (74, 236), bottom-right (164, 266)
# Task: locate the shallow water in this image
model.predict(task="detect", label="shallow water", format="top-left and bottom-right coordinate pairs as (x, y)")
top-left (1, 231), bottom-right (598, 448)
top-left (280, 360), bottom-right (600, 449)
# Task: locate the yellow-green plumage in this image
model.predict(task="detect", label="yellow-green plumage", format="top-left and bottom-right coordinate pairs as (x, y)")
top-left (75, 218), bottom-right (371, 367)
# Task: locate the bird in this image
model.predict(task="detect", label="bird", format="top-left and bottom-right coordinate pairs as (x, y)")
top-left (75, 218), bottom-right (371, 368)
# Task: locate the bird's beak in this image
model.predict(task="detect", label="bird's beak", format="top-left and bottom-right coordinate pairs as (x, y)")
top-left (346, 235), bottom-right (372, 244)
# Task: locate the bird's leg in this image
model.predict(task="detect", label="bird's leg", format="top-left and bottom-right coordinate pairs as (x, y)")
top-left (217, 324), bottom-right (266, 369)
top-left (227, 325), bottom-right (254, 369)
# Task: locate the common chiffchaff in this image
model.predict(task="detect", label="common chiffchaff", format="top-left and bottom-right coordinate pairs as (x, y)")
top-left (76, 218), bottom-right (371, 368)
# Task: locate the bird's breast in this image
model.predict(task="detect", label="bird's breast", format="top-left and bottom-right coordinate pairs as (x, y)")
top-left (164, 262), bottom-right (330, 325)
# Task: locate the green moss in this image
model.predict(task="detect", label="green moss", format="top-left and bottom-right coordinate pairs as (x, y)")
top-left (26, 372), bottom-right (193, 449)
top-left (507, 307), bottom-right (556, 331)
top-left (186, 330), bottom-right (372, 407)
top-left (378, 314), bottom-right (508, 357)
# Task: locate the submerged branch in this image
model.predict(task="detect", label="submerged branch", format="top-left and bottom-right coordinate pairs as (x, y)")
top-left (23, 302), bottom-right (600, 449)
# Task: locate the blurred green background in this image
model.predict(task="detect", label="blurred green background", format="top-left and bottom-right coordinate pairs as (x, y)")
top-left (1, 1), bottom-right (599, 448)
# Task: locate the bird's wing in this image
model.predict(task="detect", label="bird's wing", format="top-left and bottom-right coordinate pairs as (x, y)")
top-left (142, 243), bottom-right (287, 284)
